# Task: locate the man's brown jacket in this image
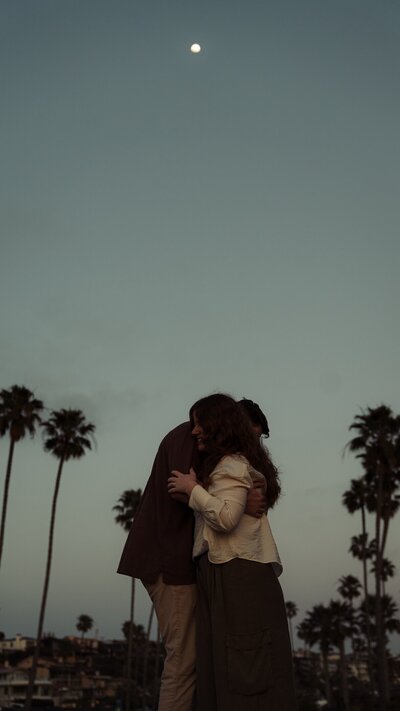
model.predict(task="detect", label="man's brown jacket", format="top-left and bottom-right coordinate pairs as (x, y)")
top-left (117, 422), bottom-right (199, 584)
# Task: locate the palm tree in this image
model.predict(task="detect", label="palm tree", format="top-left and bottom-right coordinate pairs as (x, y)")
top-left (349, 533), bottom-right (375, 562)
top-left (371, 557), bottom-right (396, 597)
top-left (343, 479), bottom-right (370, 600)
top-left (380, 594), bottom-right (400, 642)
top-left (342, 477), bottom-right (374, 677)
top-left (337, 574), bottom-right (361, 608)
top-left (329, 600), bottom-right (353, 711)
top-left (152, 623), bottom-right (163, 711)
top-left (337, 575), bottom-right (361, 658)
top-left (285, 600), bottom-right (298, 651)
top-left (0, 385), bottom-right (43, 567)
top-left (346, 405), bottom-right (400, 708)
top-left (348, 533), bottom-right (375, 684)
top-left (122, 620), bottom-right (145, 641)
top-left (25, 409), bottom-right (95, 711)
top-left (297, 604), bottom-right (333, 707)
top-left (142, 603), bottom-right (155, 711)
top-left (113, 489), bottom-right (142, 711)
top-left (76, 614), bottom-right (93, 639)
top-left (297, 618), bottom-right (312, 654)
top-left (359, 594), bottom-right (400, 654)
top-left (363, 466), bottom-right (400, 559)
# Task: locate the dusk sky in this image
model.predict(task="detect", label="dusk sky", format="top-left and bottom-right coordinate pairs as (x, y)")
top-left (1, 0), bottom-right (399, 651)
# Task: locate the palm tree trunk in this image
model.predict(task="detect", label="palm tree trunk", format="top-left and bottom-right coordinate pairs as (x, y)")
top-left (288, 618), bottom-right (294, 650)
top-left (360, 504), bottom-right (374, 691)
top-left (126, 577), bottom-right (135, 711)
top-left (0, 437), bottom-right (15, 568)
top-left (339, 639), bottom-right (350, 711)
top-left (24, 455), bottom-right (65, 711)
top-left (321, 649), bottom-right (332, 708)
top-left (152, 624), bottom-right (162, 711)
top-left (349, 599), bottom-right (357, 676)
top-left (142, 604), bottom-right (155, 711)
top-left (380, 513), bottom-right (390, 597)
top-left (375, 464), bottom-right (389, 710)
top-left (380, 514), bottom-right (390, 559)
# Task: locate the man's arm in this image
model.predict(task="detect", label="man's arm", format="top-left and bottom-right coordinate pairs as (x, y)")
top-left (245, 481), bottom-right (267, 518)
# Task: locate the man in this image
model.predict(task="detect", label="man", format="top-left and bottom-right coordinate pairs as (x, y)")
top-left (117, 399), bottom-right (269, 711)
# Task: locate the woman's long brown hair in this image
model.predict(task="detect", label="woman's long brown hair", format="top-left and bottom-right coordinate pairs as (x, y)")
top-left (190, 393), bottom-right (281, 509)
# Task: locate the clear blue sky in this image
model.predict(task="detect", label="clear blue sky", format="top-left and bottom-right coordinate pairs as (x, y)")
top-left (1, 0), bottom-right (399, 649)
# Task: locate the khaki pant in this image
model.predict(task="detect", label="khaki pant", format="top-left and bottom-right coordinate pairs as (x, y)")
top-left (144, 576), bottom-right (197, 711)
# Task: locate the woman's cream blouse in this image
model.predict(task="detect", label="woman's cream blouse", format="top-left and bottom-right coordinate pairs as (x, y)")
top-left (188, 454), bottom-right (282, 576)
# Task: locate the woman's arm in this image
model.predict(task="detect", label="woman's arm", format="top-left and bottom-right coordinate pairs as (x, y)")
top-left (170, 457), bottom-right (251, 533)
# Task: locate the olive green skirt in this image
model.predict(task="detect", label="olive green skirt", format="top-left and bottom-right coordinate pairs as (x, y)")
top-left (195, 555), bottom-right (298, 711)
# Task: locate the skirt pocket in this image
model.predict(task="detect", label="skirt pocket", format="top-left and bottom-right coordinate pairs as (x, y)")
top-left (225, 627), bottom-right (272, 695)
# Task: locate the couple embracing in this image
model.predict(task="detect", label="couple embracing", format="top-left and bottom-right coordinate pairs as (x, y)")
top-left (118, 393), bottom-right (297, 711)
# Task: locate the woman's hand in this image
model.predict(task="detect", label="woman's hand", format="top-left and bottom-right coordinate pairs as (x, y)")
top-left (167, 467), bottom-right (199, 497)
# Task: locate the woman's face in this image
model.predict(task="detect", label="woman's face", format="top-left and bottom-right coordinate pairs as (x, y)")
top-left (192, 411), bottom-right (207, 451)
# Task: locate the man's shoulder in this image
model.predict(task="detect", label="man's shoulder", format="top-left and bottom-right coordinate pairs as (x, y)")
top-left (157, 421), bottom-right (197, 470)
top-left (161, 421), bottom-right (192, 446)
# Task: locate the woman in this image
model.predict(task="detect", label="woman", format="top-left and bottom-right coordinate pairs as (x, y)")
top-left (168, 393), bottom-right (297, 711)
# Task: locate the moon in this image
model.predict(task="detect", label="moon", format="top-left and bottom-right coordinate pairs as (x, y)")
top-left (190, 43), bottom-right (201, 54)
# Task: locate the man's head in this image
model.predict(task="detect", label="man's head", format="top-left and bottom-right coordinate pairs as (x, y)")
top-left (190, 395), bottom-right (270, 451)
top-left (238, 398), bottom-right (270, 438)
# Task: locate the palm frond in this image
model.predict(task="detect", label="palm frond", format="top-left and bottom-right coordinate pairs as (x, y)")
top-left (41, 408), bottom-right (95, 461)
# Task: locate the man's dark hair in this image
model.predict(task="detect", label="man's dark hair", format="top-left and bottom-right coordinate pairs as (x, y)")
top-left (239, 398), bottom-right (270, 437)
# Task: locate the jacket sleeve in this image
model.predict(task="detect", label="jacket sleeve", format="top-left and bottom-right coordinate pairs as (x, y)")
top-left (188, 457), bottom-right (251, 532)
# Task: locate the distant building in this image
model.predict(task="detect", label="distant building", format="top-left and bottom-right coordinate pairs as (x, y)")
top-left (0, 666), bottom-right (52, 708)
top-left (0, 634), bottom-right (35, 653)
top-left (348, 654), bottom-right (370, 682)
top-left (65, 636), bottom-right (100, 651)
